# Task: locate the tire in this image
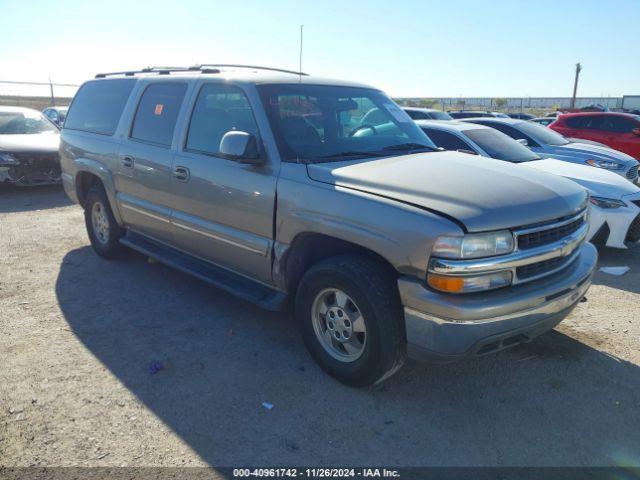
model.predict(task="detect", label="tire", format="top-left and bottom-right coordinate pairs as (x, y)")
top-left (295, 255), bottom-right (406, 387)
top-left (84, 184), bottom-right (125, 259)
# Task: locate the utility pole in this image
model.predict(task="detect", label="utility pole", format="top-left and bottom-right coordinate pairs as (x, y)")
top-left (570, 62), bottom-right (582, 109)
top-left (49, 77), bottom-right (55, 107)
top-left (298, 24), bottom-right (303, 83)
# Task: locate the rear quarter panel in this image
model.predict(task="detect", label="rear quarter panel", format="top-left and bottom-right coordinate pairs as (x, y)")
top-left (60, 130), bottom-right (124, 222)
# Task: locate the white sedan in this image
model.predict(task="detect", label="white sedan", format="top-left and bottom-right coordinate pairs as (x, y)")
top-left (417, 120), bottom-right (640, 248)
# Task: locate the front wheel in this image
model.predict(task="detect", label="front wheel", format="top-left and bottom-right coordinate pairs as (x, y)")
top-left (295, 255), bottom-right (406, 387)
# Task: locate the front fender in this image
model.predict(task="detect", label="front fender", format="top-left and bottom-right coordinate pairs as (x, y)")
top-left (275, 170), bottom-right (464, 282)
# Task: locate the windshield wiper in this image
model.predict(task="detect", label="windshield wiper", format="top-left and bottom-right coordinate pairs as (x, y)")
top-left (380, 143), bottom-right (438, 153)
top-left (312, 151), bottom-right (387, 160)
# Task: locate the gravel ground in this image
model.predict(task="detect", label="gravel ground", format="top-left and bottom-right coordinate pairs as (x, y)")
top-left (1, 185), bottom-right (639, 469)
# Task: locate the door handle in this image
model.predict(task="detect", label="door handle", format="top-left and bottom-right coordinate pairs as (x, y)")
top-left (122, 156), bottom-right (134, 168)
top-left (173, 166), bottom-right (190, 182)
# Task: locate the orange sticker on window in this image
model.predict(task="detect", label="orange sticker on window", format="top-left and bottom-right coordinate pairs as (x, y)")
top-left (154, 104), bottom-right (164, 115)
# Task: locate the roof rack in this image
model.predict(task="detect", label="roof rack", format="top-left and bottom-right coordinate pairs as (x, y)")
top-left (95, 66), bottom-right (214, 78)
top-left (95, 64), bottom-right (307, 79)
top-left (190, 64), bottom-right (308, 76)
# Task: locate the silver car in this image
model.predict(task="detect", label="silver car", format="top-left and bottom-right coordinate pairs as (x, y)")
top-left (402, 107), bottom-right (453, 121)
top-left (60, 65), bottom-right (597, 386)
top-left (462, 117), bottom-right (639, 183)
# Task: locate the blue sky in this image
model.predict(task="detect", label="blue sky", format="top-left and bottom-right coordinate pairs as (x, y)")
top-left (1, 0), bottom-right (638, 97)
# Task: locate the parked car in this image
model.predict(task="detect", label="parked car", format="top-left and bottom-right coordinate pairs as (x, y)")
top-left (0, 106), bottom-right (61, 186)
top-left (579, 103), bottom-right (609, 112)
top-left (549, 112), bottom-right (640, 160)
top-left (531, 117), bottom-right (555, 126)
top-left (42, 106), bottom-right (69, 127)
top-left (417, 120), bottom-right (640, 248)
top-left (565, 138), bottom-right (610, 148)
top-left (528, 119), bottom-right (609, 147)
top-left (447, 110), bottom-right (508, 119)
top-left (402, 107), bottom-right (453, 121)
top-left (507, 113), bottom-right (535, 120)
top-left (462, 117), bottom-right (639, 183)
top-left (60, 65), bottom-right (596, 386)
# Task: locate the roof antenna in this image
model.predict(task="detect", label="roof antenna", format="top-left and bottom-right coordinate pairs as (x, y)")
top-left (298, 24), bottom-right (303, 83)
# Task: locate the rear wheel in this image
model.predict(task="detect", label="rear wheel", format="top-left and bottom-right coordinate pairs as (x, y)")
top-left (295, 255), bottom-right (406, 387)
top-left (84, 184), bottom-right (124, 259)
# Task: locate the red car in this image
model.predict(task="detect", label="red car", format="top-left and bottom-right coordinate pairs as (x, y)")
top-left (550, 112), bottom-right (640, 159)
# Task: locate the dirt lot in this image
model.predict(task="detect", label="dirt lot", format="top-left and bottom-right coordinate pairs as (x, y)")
top-left (1, 185), bottom-right (640, 469)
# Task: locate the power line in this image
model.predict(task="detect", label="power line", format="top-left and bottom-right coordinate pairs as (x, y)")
top-left (0, 80), bottom-right (80, 87)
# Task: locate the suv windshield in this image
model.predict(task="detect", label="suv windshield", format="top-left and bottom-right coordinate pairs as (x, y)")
top-left (516, 120), bottom-right (569, 146)
top-left (258, 84), bottom-right (436, 162)
top-left (465, 128), bottom-right (539, 162)
top-left (0, 111), bottom-right (58, 135)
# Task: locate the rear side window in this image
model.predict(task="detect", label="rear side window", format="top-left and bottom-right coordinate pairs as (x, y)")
top-left (565, 115), bottom-right (600, 129)
top-left (406, 110), bottom-right (428, 120)
top-left (65, 79), bottom-right (135, 135)
top-left (475, 122), bottom-right (540, 147)
top-left (130, 83), bottom-right (187, 146)
top-left (422, 128), bottom-right (472, 151)
top-left (600, 116), bottom-right (636, 133)
top-left (186, 84), bottom-right (259, 156)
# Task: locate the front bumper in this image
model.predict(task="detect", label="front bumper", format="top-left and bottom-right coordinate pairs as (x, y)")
top-left (61, 172), bottom-right (79, 203)
top-left (588, 193), bottom-right (640, 248)
top-left (0, 152), bottom-right (61, 186)
top-left (399, 242), bottom-right (597, 362)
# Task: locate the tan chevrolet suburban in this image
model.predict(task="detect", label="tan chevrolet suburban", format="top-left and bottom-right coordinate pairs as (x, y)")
top-left (60, 65), bottom-right (597, 386)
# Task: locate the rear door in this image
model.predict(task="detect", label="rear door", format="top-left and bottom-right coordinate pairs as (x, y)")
top-left (553, 115), bottom-right (588, 138)
top-left (570, 114), bottom-right (605, 144)
top-left (168, 81), bottom-right (277, 283)
top-left (116, 81), bottom-right (189, 243)
top-left (598, 115), bottom-right (640, 157)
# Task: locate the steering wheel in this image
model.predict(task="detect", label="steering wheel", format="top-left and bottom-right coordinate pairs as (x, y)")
top-left (349, 124), bottom-right (378, 137)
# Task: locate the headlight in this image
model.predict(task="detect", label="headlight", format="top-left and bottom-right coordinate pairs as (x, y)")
top-left (432, 230), bottom-right (514, 259)
top-left (0, 153), bottom-right (19, 165)
top-left (585, 159), bottom-right (624, 170)
top-left (427, 271), bottom-right (512, 294)
top-left (590, 196), bottom-right (626, 209)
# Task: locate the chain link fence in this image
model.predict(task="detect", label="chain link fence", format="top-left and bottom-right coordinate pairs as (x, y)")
top-left (395, 96), bottom-right (622, 114)
top-left (0, 80), bottom-right (79, 110)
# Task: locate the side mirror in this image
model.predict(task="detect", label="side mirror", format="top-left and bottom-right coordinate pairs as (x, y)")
top-left (632, 128), bottom-right (640, 136)
top-left (219, 131), bottom-right (263, 165)
top-left (516, 138), bottom-right (528, 146)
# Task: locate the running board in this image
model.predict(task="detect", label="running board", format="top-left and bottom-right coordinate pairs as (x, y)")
top-left (120, 232), bottom-right (287, 311)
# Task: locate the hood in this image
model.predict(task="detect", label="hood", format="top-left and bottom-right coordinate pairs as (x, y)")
top-left (549, 142), bottom-right (637, 165)
top-left (523, 158), bottom-right (640, 199)
top-left (0, 132), bottom-right (60, 154)
top-left (306, 151), bottom-right (588, 232)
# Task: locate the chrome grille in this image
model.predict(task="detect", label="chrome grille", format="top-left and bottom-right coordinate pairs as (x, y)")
top-left (511, 209), bottom-right (588, 283)
top-left (627, 165), bottom-right (639, 180)
top-left (516, 256), bottom-right (571, 280)
top-left (517, 216), bottom-right (584, 250)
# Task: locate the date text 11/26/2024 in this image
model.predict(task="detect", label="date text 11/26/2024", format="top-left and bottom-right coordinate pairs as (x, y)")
top-left (232, 468), bottom-right (401, 478)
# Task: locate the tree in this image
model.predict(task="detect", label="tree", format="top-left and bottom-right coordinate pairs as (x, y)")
top-left (494, 98), bottom-right (507, 110)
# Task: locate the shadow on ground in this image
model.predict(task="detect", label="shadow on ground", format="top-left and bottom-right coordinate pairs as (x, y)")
top-left (592, 244), bottom-right (640, 294)
top-left (0, 184), bottom-right (70, 213)
top-left (55, 246), bottom-right (640, 467)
